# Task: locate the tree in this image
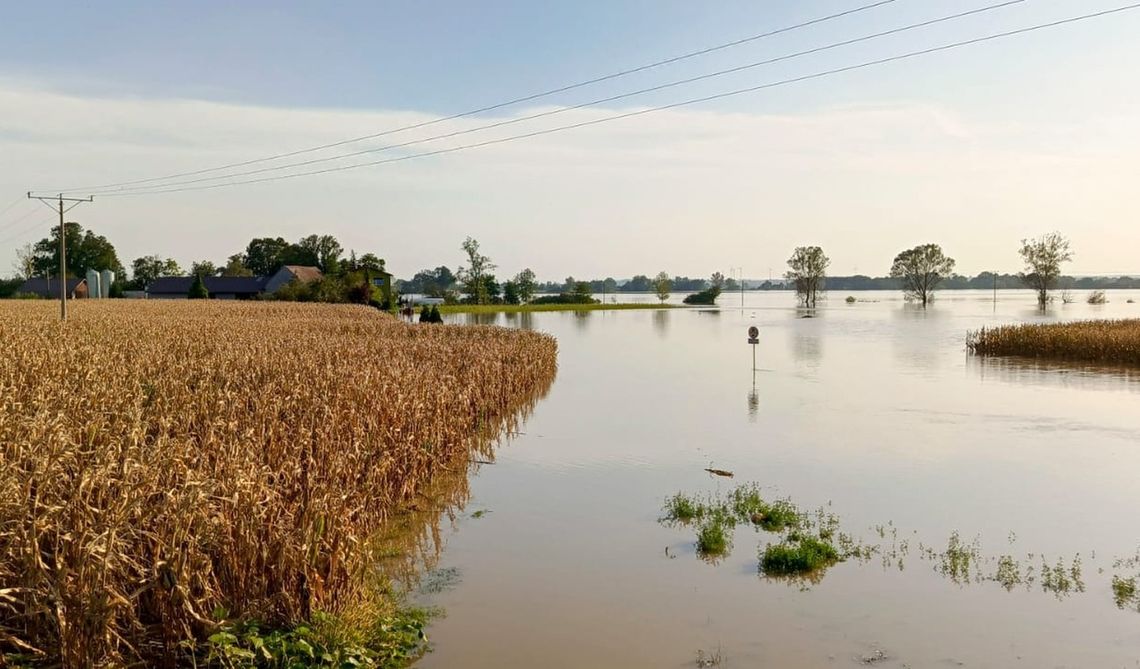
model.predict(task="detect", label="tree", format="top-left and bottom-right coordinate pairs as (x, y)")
top-left (131, 255), bottom-right (183, 288)
top-left (31, 222), bottom-right (124, 278)
top-left (562, 276), bottom-right (576, 293)
top-left (786, 246), bottom-right (830, 307)
top-left (602, 277), bottom-right (618, 294)
top-left (13, 243), bottom-right (35, 279)
top-left (514, 268), bottom-right (537, 303)
top-left (457, 237), bottom-right (496, 304)
top-left (653, 271), bottom-right (672, 303)
top-left (710, 272), bottom-right (726, 292)
top-left (622, 275), bottom-right (651, 292)
top-left (221, 254), bottom-right (254, 277)
top-left (188, 274), bottom-right (209, 299)
top-left (1019, 233), bottom-right (1073, 308)
top-left (573, 281), bottom-right (593, 302)
top-left (503, 280), bottom-right (521, 305)
top-left (889, 243), bottom-right (955, 308)
top-left (357, 253), bottom-right (385, 273)
top-left (244, 237), bottom-right (290, 276)
top-left (190, 260), bottom-right (219, 278)
top-left (295, 234), bottom-right (343, 273)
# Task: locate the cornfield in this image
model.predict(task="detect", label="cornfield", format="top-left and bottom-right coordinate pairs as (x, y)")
top-left (0, 301), bottom-right (557, 666)
top-left (966, 319), bottom-right (1140, 365)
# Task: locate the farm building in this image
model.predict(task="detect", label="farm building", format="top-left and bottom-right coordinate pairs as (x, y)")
top-left (16, 278), bottom-right (89, 299)
top-left (264, 265), bottom-right (324, 293)
top-left (146, 276), bottom-right (267, 300)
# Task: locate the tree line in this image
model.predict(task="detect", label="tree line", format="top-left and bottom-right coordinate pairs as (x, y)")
top-left (4, 225), bottom-right (388, 304)
top-left (782, 233), bottom-right (1101, 308)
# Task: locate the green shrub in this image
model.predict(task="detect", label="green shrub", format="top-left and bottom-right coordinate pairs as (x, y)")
top-left (682, 287), bottom-right (721, 305)
top-left (530, 293), bottom-right (598, 305)
top-left (760, 536), bottom-right (839, 575)
top-left (696, 518), bottom-right (730, 556)
top-left (663, 492), bottom-right (702, 522)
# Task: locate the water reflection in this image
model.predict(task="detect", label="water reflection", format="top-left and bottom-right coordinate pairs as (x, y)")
top-left (461, 312), bottom-right (500, 327)
top-left (652, 309), bottom-right (670, 337)
top-left (968, 355), bottom-right (1140, 393)
top-left (374, 366), bottom-right (555, 592)
top-left (571, 310), bottom-right (591, 332)
top-left (791, 332), bottom-right (822, 365)
top-left (747, 383), bottom-right (759, 422)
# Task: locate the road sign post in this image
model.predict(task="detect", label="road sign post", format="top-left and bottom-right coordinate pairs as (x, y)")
top-left (747, 325), bottom-right (759, 371)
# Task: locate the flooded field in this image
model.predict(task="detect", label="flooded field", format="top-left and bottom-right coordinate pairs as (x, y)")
top-left (416, 290), bottom-right (1140, 668)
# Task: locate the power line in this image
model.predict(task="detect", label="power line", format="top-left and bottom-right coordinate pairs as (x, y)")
top-left (99, 3), bottom-right (1140, 198)
top-left (86, 0), bottom-right (1025, 196)
top-left (53, 0), bottom-right (900, 195)
top-left (0, 215), bottom-right (53, 247)
top-left (0, 195), bottom-right (25, 219)
top-left (0, 204), bottom-right (44, 236)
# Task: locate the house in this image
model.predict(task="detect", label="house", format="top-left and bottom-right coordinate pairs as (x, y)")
top-left (265, 265), bottom-right (324, 294)
top-left (17, 277), bottom-right (89, 299)
top-left (146, 276), bottom-right (266, 300)
top-left (370, 269), bottom-right (394, 306)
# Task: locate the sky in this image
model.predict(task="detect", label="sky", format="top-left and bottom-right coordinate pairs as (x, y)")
top-left (1, 0), bottom-right (1139, 280)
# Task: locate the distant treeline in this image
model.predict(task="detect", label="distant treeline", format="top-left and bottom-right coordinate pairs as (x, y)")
top-left (777, 273), bottom-right (1140, 291)
top-left (394, 270), bottom-right (1140, 298)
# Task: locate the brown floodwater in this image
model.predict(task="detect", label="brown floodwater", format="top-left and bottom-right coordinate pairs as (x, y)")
top-left (412, 290), bottom-right (1140, 668)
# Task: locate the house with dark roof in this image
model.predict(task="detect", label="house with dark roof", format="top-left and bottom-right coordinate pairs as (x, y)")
top-left (17, 278), bottom-right (89, 299)
top-left (264, 265), bottom-right (324, 293)
top-left (146, 276), bottom-right (267, 300)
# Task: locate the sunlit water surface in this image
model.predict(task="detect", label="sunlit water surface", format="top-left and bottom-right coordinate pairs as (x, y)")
top-left (413, 290), bottom-right (1140, 669)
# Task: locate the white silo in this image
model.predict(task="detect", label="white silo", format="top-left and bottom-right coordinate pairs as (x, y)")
top-left (100, 269), bottom-right (114, 298)
top-left (86, 269), bottom-right (101, 300)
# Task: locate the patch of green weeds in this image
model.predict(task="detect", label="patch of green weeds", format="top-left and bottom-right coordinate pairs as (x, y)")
top-left (1112, 574), bottom-right (1139, 611)
top-left (203, 607), bottom-right (434, 668)
top-left (663, 492), bottom-right (704, 523)
top-left (994, 555), bottom-right (1022, 591)
top-left (752, 499), bottom-right (801, 532)
top-left (760, 535), bottom-right (840, 575)
top-left (470, 509), bottom-right (489, 519)
top-left (1040, 555), bottom-right (1085, 598)
top-left (696, 517), bottom-right (731, 557)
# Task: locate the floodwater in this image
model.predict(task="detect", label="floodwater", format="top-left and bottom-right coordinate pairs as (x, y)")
top-left (414, 290), bottom-right (1140, 668)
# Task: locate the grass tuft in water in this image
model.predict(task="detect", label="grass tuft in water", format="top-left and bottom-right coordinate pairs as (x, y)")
top-left (1112, 575), bottom-right (1139, 611)
top-left (760, 535), bottom-right (840, 575)
top-left (696, 518), bottom-right (731, 557)
top-left (664, 492), bottom-right (704, 523)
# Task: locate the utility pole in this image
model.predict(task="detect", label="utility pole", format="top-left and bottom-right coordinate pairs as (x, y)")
top-left (28, 192), bottom-right (94, 321)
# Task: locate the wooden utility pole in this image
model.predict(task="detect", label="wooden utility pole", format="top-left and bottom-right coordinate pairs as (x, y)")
top-left (28, 193), bottom-right (94, 321)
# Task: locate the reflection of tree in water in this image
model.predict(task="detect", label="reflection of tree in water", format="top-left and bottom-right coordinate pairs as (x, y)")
top-left (792, 332), bottom-right (822, 364)
top-left (463, 312), bottom-right (500, 327)
top-left (572, 309), bottom-right (591, 331)
top-left (653, 309), bottom-right (670, 337)
top-left (372, 375), bottom-right (554, 594)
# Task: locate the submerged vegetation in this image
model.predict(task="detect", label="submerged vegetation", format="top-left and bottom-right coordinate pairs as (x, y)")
top-left (0, 301), bottom-right (557, 666)
top-left (760, 536), bottom-right (840, 575)
top-left (966, 319), bottom-right (1140, 365)
top-left (439, 302), bottom-right (678, 314)
top-left (660, 482), bottom-right (1133, 611)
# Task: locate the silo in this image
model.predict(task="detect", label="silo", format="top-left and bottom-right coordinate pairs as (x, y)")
top-left (86, 269), bottom-right (101, 300)
top-left (100, 269), bottom-right (114, 298)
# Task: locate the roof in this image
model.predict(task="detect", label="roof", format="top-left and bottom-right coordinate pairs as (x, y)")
top-left (18, 278), bottom-right (86, 298)
top-left (281, 265), bottom-right (323, 283)
top-left (147, 276), bottom-right (267, 295)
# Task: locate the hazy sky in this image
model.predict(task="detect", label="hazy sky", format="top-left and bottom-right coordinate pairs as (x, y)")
top-left (2, 0), bottom-right (1138, 280)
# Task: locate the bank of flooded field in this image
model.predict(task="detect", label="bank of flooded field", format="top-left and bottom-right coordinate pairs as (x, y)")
top-left (416, 290), bottom-right (1140, 669)
top-left (968, 318), bottom-right (1140, 365)
top-left (0, 301), bottom-right (556, 666)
